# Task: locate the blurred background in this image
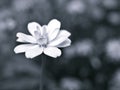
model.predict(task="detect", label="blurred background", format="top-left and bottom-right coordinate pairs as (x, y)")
top-left (0, 0), bottom-right (120, 90)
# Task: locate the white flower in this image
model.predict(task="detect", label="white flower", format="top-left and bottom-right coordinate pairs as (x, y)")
top-left (14, 19), bottom-right (71, 59)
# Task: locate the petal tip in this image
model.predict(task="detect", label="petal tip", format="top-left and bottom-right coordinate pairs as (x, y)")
top-left (14, 47), bottom-right (18, 54)
top-left (27, 22), bottom-right (42, 36)
top-left (51, 19), bottom-right (60, 22)
top-left (48, 19), bottom-right (61, 27)
top-left (66, 31), bottom-right (71, 37)
top-left (16, 38), bottom-right (20, 42)
top-left (25, 53), bottom-right (31, 59)
top-left (28, 22), bottom-right (39, 25)
top-left (16, 32), bottom-right (21, 37)
top-left (27, 22), bottom-right (40, 28)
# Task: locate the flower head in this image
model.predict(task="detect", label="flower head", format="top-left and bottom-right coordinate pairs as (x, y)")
top-left (14, 19), bottom-right (71, 58)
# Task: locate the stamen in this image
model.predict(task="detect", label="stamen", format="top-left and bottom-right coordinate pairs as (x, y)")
top-left (37, 34), bottom-right (48, 47)
top-left (35, 25), bottom-right (48, 47)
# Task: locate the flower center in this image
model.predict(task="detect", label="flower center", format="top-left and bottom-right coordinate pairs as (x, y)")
top-left (37, 36), bottom-right (48, 47)
top-left (34, 25), bottom-right (48, 47)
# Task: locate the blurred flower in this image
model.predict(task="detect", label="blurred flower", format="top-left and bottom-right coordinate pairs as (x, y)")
top-left (102, 0), bottom-right (118, 9)
top-left (12, 0), bottom-right (36, 11)
top-left (14, 19), bottom-right (71, 58)
top-left (109, 69), bottom-right (120, 90)
top-left (0, 18), bottom-right (16, 31)
top-left (0, 9), bottom-right (15, 31)
top-left (107, 12), bottom-right (120, 25)
top-left (66, 0), bottom-right (86, 14)
top-left (65, 39), bottom-right (94, 59)
top-left (6, 18), bottom-right (16, 30)
top-left (105, 39), bottom-right (120, 60)
top-left (60, 77), bottom-right (82, 90)
top-left (90, 7), bottom-right (105, 21)
top-left (76, 40), bottom-right (94, 56)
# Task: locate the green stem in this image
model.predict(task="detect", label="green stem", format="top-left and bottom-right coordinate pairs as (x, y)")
top-left (40, 55), bottom-right (46, 90)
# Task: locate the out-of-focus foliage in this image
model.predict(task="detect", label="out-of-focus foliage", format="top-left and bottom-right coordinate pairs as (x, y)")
top-left (0, 0), bottom-right (120, 90)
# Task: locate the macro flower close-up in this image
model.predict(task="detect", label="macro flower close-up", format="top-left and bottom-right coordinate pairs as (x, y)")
top-left (14, 19), bottom-right (71, 58)
top-left (1, 0), bottom-right (120, 90)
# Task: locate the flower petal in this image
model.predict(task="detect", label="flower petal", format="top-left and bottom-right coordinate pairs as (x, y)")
top-left (44, 47), bottom-right (61, 58)
top-left (48, 30), bottom-right (71, 46)
top-left (56, 39), bottom-right (71, 47)
top-left (16, 32), bottom-right (36, 43)
top-left (47, 19), bottom-right (61, 34)
top-left (48, 28), bottom-right (59, 41)
top-left (25, 45), bottom-right (43, 59)
top-left (57, 30), bottom-right (71, 38)
top-left (42, 25), bottom-right (47, 36)
top-left (14, 44), bottom-right (35, 54)
top-left (27, 22), bottom-right (42, 36)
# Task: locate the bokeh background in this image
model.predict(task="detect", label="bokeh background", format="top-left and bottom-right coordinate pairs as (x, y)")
top-left (0, 0), bottom-right (120, 90)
